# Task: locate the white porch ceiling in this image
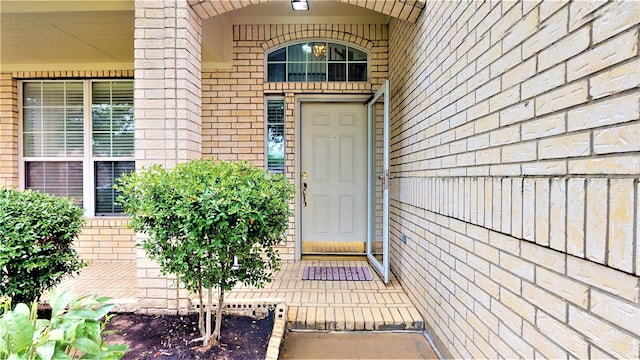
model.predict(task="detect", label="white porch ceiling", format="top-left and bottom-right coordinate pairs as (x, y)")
top-left (0, 0), bottom-right (390, 71)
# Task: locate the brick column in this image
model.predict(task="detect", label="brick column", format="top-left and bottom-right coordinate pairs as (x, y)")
top-left (0, 73), bottom-right (18, 188)
top-left (134, 0), bottom-right (203, 314)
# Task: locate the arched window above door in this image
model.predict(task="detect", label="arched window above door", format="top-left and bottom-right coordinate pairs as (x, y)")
top-left (266, 41), bottom-right (369, 82)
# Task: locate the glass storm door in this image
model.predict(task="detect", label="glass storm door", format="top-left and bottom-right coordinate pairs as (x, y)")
top-left (367, 80), bottom-right (390, 283)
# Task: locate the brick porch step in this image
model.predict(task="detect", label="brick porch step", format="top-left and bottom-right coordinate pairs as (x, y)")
top-left (287, 305), bottom-right (424, 331)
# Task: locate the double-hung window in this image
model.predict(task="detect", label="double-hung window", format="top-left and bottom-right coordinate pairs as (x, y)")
top-left (20, 80), bottom-right (134, 216)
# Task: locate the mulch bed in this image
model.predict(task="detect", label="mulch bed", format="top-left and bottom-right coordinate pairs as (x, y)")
top-left (104, 311), bottom-right (274, 360)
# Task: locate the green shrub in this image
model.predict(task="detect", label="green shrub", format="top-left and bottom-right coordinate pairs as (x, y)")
top-left (0, 189), bottom-right (86, 305)
top-left (0, 289), bottom-right (128, 360)
top-left (115, 160), bottom-right (295, 347)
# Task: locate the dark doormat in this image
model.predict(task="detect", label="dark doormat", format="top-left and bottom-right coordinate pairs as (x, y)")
top-left (302, 266), bottom-right (372, 281)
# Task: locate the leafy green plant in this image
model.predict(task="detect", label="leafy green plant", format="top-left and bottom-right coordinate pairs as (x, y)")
top-left (0, 288), bottom-right (128, 360)
top-left (115, 160), bottom-right (294, 347)
top-left (0, 189), bottom-right (86, 305)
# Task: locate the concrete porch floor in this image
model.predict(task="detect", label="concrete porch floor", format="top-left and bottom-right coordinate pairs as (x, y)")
top-left (50, 260), bottom-right (424, 331)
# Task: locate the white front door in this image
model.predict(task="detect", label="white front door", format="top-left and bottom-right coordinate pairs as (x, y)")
top-left (300, 102), bottom-right (368, 249)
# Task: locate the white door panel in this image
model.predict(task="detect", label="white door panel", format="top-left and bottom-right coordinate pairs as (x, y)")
top-left (301, 103), bottom-right (367, 243)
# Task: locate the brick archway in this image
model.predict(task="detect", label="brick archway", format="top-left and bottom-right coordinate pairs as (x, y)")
top-left (188, 0), bottom-right (425, 23)
top-left (260, 30), bottom-right (374, 53)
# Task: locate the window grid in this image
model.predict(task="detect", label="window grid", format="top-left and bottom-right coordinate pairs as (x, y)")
top-left (22, 81), bottom-right (84, 158)
top-left (266, 41), bottom-right (369, 82)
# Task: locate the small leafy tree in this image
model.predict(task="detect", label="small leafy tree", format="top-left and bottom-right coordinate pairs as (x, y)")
top-left (0, 289), bottom-right (128, 360)
top-left (115, 160), bottom-right (294, 346)
top-left (0, 189), bottom-right (86, 306)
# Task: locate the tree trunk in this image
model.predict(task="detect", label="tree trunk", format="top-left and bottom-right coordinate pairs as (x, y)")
top-left (197, 281), bottom-right (204, 336)
top-left (211, 287), bottom-right (224, 346)
top-left (204, 287), bottom-right (213, 346)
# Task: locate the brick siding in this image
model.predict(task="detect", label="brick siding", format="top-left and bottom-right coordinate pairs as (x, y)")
top-left (77, 218), bottom-right (136, 263)
top-left (388, 1), bottom-right (640, 358)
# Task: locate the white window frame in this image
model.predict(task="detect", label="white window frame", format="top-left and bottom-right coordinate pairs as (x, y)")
top-left (18, 79), bottom-right (134, 217)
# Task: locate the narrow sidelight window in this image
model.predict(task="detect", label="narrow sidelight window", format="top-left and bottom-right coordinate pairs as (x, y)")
top-left (266, 98), bottom-right (285, 173)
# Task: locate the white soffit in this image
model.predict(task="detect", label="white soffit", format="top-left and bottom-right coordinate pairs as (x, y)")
top-left (0, 0), bottom-right (387, 70)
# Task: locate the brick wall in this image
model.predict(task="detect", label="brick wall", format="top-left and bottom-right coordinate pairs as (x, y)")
top-left (77, 218), bottom-right (136, 263)
top-left (134, 0), bottom-right (202, 169)
top-left (388, 1), bottom-right (640, 358)
top-left (202, 23), bottom-right (389, 260)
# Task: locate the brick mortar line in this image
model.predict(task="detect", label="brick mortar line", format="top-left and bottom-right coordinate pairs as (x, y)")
top-left (390, 177), bottom-right (639, 276)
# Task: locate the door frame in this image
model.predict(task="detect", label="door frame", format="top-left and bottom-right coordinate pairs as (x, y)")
top-left (294, 94), bottom-right (370, 260)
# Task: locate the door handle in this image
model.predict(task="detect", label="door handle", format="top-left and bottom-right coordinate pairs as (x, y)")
top-left (302, 182), bottom-right (308, 207)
